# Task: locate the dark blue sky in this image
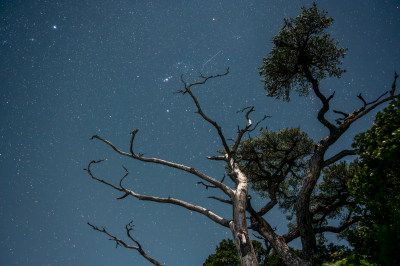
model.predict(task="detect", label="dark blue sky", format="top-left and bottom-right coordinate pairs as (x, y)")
top-left (1, 1), bottom-right (399, 265)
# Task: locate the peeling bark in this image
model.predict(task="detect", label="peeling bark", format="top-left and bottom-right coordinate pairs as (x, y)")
top-left (229, 160), bottom-right (259, 266)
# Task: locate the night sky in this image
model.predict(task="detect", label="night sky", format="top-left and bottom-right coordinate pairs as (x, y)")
top-left (1, 1), bottom-right (399, 265)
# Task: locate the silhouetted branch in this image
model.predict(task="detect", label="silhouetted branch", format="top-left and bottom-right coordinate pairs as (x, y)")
top-left (390, 71), bottom-right (399, 95)
top-left (335, 72), bottom-right (399, 129)
top-left (176, 68), bottom-right (231, 155)
top-left (356, 93), bottom-right (367, 106)
top-left (332, 110), bottom-right (348, 125)
top-left (88, 221), bottom-right (163, 266)
top-left (206, 155), bottom-right (227, 161)
top-left (323, 149), bottom-right (357, 166)
top-left (257, 198), bottom-right (278, 216)
top-left (304, 67), bottom-right (337, 133)
top-left (84, 160), bottom-right (124, 193)
top-left (283, 214), bottom-right (361, 243)
top-left (208, 196), bottom-right (232, 204)
top-left (314, 216), bottom-right (361, 234)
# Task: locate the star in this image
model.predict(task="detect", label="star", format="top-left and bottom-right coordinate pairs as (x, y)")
top-left (52, 25), bottom-right (57, 29)
top-left (163, 76), bottom-right (172, 82)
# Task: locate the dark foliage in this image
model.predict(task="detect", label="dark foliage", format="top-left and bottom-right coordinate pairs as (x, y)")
top-left (346, 97), bottom-right (400, 265)
top-left (236, 127), bottom-right (313, 208)
top-left (259, 3), bottom-right (347, 101)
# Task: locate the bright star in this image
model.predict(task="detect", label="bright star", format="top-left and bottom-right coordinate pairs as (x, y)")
top-left (163, 76), bottom-right (172, 82)
top-left (52, 25), bottom-right (57, 29)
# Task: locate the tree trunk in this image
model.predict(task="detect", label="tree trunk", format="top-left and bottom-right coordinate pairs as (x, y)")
top-left (251, 214), bottom-right (302, 266)
top-left (230, 163), bottom-right (259, 266)
top-left (295, 139), bottom-right (329, 265)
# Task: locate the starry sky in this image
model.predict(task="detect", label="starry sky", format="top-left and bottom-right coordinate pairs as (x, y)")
top-left (0, 1), bottom-right (399, 265)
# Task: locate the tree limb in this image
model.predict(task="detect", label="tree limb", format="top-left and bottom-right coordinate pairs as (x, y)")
top-left (232, 106), bottom-right (269, 155)
top-left (304, 67), bottom-right (337, 133)
top-left (176, 69), bottom-right (232, 154)
top-left (247, 200), bottom-right (302, 265)
top-left (257, 198), bottom-right (278, 216)
top-left (87, 221), bottom-right (163, 266)
top-left (283, 215), bottom-right (361, 243)
top-left (206, 155), bottom-right (227, 161)
top-left (314, 216), bottom-right (361, 234)
top-left (197, 175), bottom-right (226, 190)
top-left (323, 149), bottom-right (357, 166)
top-left (208, 196), bottom-right (232, 204)
top-left (84, 160), bottom-right (230, 227)
top-left (90, 134), bottom-right (234, 198)
top-left (337, 72), bottom-right (399, 130)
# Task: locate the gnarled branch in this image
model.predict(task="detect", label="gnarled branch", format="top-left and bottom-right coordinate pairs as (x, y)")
top-left (232, 106), bottom-right (269, 155)
top-left (84, 160), bottom-right (230, 227)
top-left (176, 69), bottom-right (232, 154)
top-left (336, 72), bottom-right (399, 130)
top-left (247, 200), bottom-right (302, 265)
top-left (90, 134), bottom-right (234, 198)
top-left (304, 67), bottom-right (337, 133)
top-left (87, 221), bottom-right (163, 266)
top-left (197, 175), bottom-right (226, 190)
top-left (283, 215), bottom-right (361, 243)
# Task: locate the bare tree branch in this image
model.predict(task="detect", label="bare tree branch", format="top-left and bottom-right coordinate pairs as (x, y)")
top-left (332, 110), bottom-right (349, 125)
top-left (127, 191), bottom-right (230, 227)
top-left (206, 155), bottom-right (227, 161)
top-left (304, 67), bottom-right (337, 133)
top-left (283, 215), bottom-right (361, 243)
top-left (257, 198), bottom-right (278, 216)
top-left (84, 160), bottom-right (124, 193)
top-left (197, 175), bottom-right (226, 190)
top-left (231, 106), bottom-right (269, 155)
top-left (176, 68), bottom-right (232, 154)
top-left (84, 160), bottom-right (230, 227)
top-left (208, 196), bottom-right (232, 204)
top-left (314, 216), bottom-right (361, 234)
top-left (87, 221), bottom-right (163, 266)
top-left (336, 72), bottom-right (399, 130)
top-left (90, 134), bottom-right (234, 198)
top-left (390, 71), bottom-right (399, 95)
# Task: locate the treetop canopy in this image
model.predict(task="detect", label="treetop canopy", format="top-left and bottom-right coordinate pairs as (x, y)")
top-left (259, 3), bottom-right (347, 101)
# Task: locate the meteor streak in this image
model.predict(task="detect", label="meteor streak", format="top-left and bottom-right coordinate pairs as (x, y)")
top-left (202, 50), bottom-right (222, 67)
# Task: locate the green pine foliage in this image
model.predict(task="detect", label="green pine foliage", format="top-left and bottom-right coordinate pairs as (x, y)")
top-left (203, 239), bottom-right (240, 266)
top-left (346, 97), bottom-right (400, 264)
top-left (259, 3), bottom-right (347, 101)
top-left (236, 127), bottom-right (313, 209)
top-left (203, 239), bottom-right (287, 266)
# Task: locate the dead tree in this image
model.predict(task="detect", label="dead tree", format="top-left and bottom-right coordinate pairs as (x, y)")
top-left (86, 68), bottom-right (398, 266)
top-left (86, 68), bottom-right (268, 266)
